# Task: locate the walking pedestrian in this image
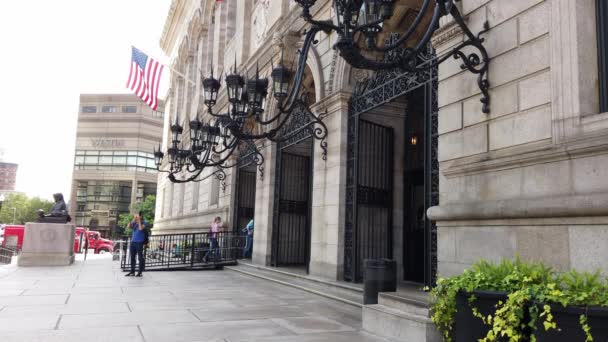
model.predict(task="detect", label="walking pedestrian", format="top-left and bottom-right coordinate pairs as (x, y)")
top-left (242, 219), bottom-right (254, 258)
top-left (82, 227), bottom-right (89, 260)
top-left (125, 212), bottom-right (146, 277)
top-left (203, 216), bottom-right (222, 262)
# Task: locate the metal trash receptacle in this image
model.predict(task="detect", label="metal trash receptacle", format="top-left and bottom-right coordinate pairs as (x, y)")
top-left (363, 258), bottom-right (397, 305)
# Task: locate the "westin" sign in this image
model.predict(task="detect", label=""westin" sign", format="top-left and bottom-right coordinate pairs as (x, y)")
top-left (90, 138), bottom-right (125, 148)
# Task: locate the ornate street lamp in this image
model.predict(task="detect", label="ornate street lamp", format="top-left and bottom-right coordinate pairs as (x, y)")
top-left (154, 114), bottom-right (264, 184)
top-left (202, 48), bottom-right (330, 158)
top-left (158, 0), bottom-right (491, 183)
top-left (198, 0), bottom-right (491, 164)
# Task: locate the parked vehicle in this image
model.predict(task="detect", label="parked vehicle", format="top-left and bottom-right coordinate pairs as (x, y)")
top-left (74, 227), bottom-right (114, 254)
top-left (1, 225), bottom-right (113, 254)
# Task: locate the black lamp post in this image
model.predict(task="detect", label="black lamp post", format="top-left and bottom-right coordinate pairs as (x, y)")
top-left (0, 194), bottom-right (4, 213)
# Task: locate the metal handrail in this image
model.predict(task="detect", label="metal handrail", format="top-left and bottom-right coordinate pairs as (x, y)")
top-left (120, 231), bottom-right (245, 271)
top-left (0, 246), bottom-right (17, 265)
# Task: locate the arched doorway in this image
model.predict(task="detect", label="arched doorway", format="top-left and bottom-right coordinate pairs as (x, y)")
top-left (344, 39), bottom-right (438, 286)
top-left (271, 65), bottom-right (317, 271)
top-left (232, 143), bottom-right (261, 259)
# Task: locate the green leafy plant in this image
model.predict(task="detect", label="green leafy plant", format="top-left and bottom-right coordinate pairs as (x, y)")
top-left (430, 257), bottom-right (553, 341)
top-left (431, 258), bottom-right (608, 342)
top-left (533, 271), bottom-right (608, 341)
top-left (117, 195), bottom-right (156, 237)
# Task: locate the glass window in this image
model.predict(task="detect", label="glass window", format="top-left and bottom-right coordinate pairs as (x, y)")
top-left (101, 106), bottom-right (118, 113)
top-left (127, 156), bottom-right (137, 166)
top-left (99, 155), bottom-right (113, 164)
top-left (85, 151), bottom-right (99, 156)
top-left (82, 106), bottom-right (97, 113)
top-left (114, 151), bottom-right (127, 156)
top-left (137, 157), bottom-right (147, 167)
top-left (153, 111), bottom-right (164, 118)
top-left (147, 159), bottom-right (156, 168)
top-left (122, 105), bottom-right (137, 113)
top-left (76, 150), bottom-right (85, 156)
top-left (113, 156), bottom-right (126, 164)
top-left (74, 156), bottom-right (85, 164)
top-left (84, 155), bottom-right (98, 164)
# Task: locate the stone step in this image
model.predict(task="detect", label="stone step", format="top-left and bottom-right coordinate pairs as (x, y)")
top-left (226, 262), bottom-right (363, 307)
top-left (378, 291), bottom-right (430, 317)
top-left (363, 304), bottom-right (441, 342)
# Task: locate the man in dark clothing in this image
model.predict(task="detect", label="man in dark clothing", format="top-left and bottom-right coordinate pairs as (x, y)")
top-left (125, 212), bottom-right (146, 277)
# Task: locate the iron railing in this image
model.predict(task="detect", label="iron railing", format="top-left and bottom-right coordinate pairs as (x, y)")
top-left (120, 231), bottom-right (244, 271)
top-left (0, 246), bottom-right (16, 265)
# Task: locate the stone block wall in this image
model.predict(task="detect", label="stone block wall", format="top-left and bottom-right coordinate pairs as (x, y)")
top-left (430, 0), bottom-right (608, 277)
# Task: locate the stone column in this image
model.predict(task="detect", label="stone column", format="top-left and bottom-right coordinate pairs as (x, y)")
top-left (252, 143), bottom-right (279, 266)
top-left (308, 91), bottom-right (351, 280)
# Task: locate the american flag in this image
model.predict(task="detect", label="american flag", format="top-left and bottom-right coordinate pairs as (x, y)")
top-left (126, 46), bottom-right (164, 110)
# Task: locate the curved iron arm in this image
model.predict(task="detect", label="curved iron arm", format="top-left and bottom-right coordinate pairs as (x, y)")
top-left (297, 0), bottom-right (491, 113)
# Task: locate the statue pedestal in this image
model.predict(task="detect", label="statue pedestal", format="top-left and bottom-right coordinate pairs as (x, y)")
top-left (18, 223), bottom-right (75, 267)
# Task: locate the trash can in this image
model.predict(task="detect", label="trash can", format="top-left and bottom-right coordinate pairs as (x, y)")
top-left (363, 258), bottom-right (397, 305)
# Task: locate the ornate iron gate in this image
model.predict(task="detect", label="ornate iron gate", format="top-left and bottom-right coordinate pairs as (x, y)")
top-left (234, 169), bottom-right (256, 233)
top-left (272, 152), bottom-right (311, 266)
top-left (345, 38), bottom-right (439, 286)
top-left (351, 120), bottom-right (394, 282)
top-left (271, 103), bottom-right (315, 268)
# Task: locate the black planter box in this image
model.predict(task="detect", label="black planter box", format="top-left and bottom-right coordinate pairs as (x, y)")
top-left (454, 290), bottom-right (510, 342)
top-left (533, 303), bottom-right (608, 341)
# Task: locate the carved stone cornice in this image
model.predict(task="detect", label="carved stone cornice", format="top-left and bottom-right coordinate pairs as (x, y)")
top-left (428, 192), bottom-right (608, 221)
top-left (431, 19), bottom-right (464, 48)
top-left (272, 30), bottom-right (301, 67)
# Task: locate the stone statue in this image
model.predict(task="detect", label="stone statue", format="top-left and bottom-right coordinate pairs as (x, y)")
top-left (37, 193), bottom-right (71, 224)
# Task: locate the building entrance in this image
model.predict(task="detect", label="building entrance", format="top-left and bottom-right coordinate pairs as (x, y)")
top-left (345, 42), bottom-right (438, 286)
top-left (233, 165), bottom-right (257, 259)
top-left (271, 138), bottom-right (313, 269)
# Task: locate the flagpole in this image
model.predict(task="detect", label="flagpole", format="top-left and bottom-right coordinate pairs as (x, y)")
top-left (163, 64), bottom-right (197, 86)
top-left (133, 46), bottom-right (196, 85)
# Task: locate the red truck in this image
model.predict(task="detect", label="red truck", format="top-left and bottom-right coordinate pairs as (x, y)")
top-left (1, 225), bottom-right (113, 254)
top-left (74, 227), bottom-right (114, 254)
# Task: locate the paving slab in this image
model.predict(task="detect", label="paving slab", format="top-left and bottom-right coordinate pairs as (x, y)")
top-left (0, 255), bottom-right (382, 341)
top-left (140, 319), bottom-right (296, 342)
top-left (0, 326), bottom-right (144, 342)
top-left (270, 316), bottom-right (356, 335)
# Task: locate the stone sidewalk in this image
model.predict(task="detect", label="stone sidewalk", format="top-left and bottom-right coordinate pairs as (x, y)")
top-left (0, 255), bottom-right (387, 342)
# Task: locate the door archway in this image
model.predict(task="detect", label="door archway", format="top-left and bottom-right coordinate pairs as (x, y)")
top-left (344, 38), bottom-right (438, 286)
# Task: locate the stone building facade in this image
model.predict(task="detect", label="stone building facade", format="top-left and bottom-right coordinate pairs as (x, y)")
top-left (0, 162), bottom-right (18, 192)
top-left (155, 0), bottom-right (608, 285)
top-left (70, 94), bottom-right (164, 237)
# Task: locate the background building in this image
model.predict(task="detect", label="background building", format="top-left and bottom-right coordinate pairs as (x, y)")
top-left (0, 148), bottom-right (18, 195)
top-left (70, 94), bottom-right (163, 237)
top-left (0, 162), bottom-right (18, 193)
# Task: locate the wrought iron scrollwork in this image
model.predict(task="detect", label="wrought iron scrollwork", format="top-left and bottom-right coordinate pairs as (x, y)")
top-left (276, 97), bottom-right (328, 159)
top-left (296, 0), bottom-right (492, 113)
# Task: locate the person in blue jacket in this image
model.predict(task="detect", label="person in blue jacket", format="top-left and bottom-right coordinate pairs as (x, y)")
top-left (243, 219), bottom-right (254, 258)
top-left (125, 211), bottom-right (147, 277)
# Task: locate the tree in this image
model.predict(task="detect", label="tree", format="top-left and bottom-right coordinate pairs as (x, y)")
top-left (0, 193), bottom-right (53, 224)
top-left (117, 195), bottom-right (156, 237)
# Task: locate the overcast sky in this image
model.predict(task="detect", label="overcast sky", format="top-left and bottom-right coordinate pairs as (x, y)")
top-left (0, 0), bottom-right (171, 201)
